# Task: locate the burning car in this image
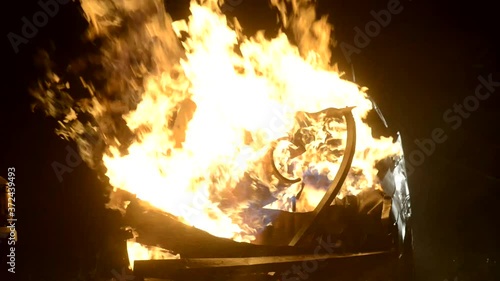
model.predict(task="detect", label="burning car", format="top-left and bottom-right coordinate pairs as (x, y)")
top-left (30, 0), bottom-right (414, 280)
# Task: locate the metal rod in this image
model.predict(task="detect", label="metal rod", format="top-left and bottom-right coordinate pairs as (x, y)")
top-left (288, 108), bottom-right (357, 246)
top-left (134, 251), bottom-right (393, 279)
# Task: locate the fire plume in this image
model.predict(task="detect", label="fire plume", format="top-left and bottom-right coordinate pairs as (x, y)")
top-left (31, 0), bottom-right (401, 247)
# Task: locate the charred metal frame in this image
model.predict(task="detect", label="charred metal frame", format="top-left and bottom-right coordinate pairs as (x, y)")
top-left (131, 106), bottom-right (414, 281)
top-left (288, 107), bottom-right (356, 246)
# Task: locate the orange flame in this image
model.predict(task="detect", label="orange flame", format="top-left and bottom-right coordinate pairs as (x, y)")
top-left (32, 0), bottom-right (402, 262)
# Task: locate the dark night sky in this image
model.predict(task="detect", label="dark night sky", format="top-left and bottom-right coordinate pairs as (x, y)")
top-left (2, 0), bottom-right (499, 280)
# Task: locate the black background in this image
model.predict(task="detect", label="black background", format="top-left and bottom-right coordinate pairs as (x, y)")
top-left (2, 0), bottom-right (499, 280)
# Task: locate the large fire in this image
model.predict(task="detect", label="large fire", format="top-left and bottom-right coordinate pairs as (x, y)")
top-left (32, 0), bottom-right (401, 263)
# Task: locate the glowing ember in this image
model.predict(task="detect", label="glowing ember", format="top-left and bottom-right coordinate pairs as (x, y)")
top-left (31, 0), bottom-right (401, 262)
